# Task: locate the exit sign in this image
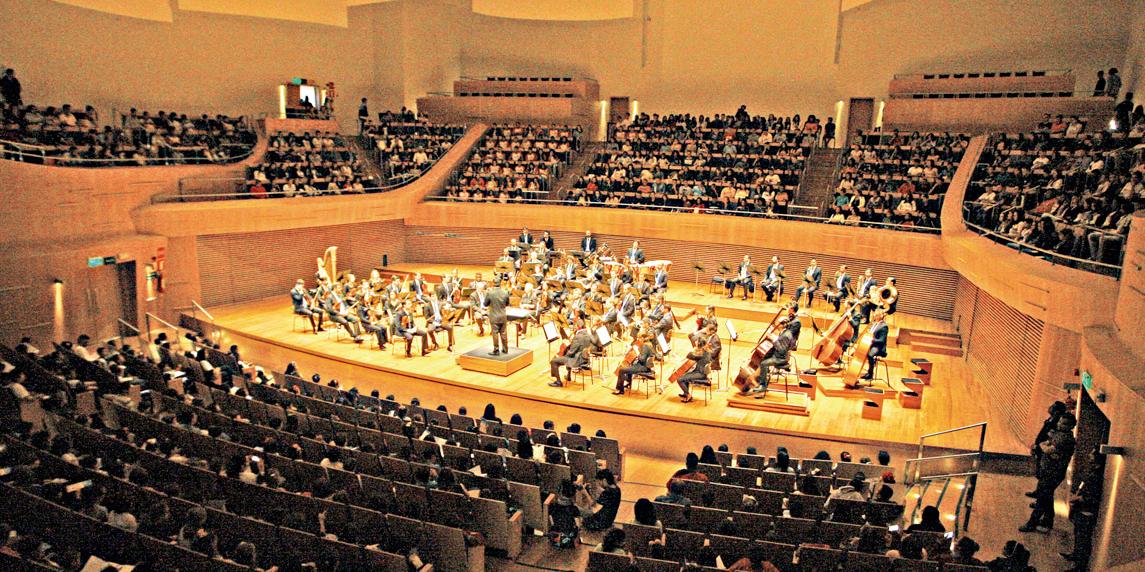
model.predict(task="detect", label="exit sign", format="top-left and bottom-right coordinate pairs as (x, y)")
top-left (1081, 371), bottom-right (1094, 391)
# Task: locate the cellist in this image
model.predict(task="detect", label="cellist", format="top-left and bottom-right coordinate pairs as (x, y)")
top-left (739, 319), bottom-right (798, 399)
top-left (614, 330), bottom-right (654, 395)
top-left (860, 310), bottom-right (889, 381)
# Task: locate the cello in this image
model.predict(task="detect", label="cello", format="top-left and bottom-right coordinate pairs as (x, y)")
top-left (809, 301), bottom-right (857, 367)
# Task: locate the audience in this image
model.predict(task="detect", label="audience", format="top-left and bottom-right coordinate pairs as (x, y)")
top-left (242, 130), bottom-right (377, 197)
top-left (830, 130), bottom-right (969, 229)
top-left (444, 123), bottom-right (582, 202)
top-left (565, 109), bottom-right (813, 214)
top-left (361, 109), bottom-right (466, 184)
top-left (965, 124), bottom-right (1143, 271)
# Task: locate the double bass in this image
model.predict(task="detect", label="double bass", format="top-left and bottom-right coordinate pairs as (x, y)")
top-left (842, 323), bottom-right (875, 388)
top-left (731, 308), bottom-right (793, 392)
top-left (809, 302), bottom-right (857, 367)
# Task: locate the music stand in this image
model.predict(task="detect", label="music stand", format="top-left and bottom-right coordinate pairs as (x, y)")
top-left (542, 321), bottom-right (560, 361)
top-left (724, 319), bottom-right (738, 391)
top-left (692, 263), bottom-right (705, 291)
top-left (656, 333), bottom-right (671, 393)
top-left (494, 260), bottom-right (514, 278)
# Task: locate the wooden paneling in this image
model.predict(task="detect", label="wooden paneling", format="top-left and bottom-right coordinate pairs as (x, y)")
top-left (1114, 213), bottom-right (1145, 358)
top-left (415, 96), bottom-right (594, 125)
top-left (889, 73), bottom-right (1076, 96)
top-left (454, 79), bottom-right (600, 99)
top-left (960, 281), bottom-right (1045, 439)
top-left (406, 225), bottom-right (959, 320)
top-left (885, 96), bottom-right (1116, 132)
top-left (197, 220), bottom-right (405, 307)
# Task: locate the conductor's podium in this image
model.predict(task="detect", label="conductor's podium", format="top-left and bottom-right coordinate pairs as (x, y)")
top-left (458, 346), bottom-right (533, 376)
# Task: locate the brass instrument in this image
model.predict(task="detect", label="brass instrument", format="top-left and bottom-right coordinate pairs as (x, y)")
top-left (874, 284), bottom-right (898, 308)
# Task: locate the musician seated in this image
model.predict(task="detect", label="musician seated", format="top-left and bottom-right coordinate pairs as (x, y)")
top-left (676, 338), bottom-right (714, 403)
top-left (726, 254), bottom-right (755, 300)
top-left (615, 330), bottom-right (655, 395)
top-left (393, 301), bottom-right (430, 357)
top-left (761, 256), bottom-right (785, 302)
top-left (794, 258), bottom-right (822, 308)
top-left (356, 302), bottom-right (389, 350)
top-left (469, 282), bottom-right (489, 336)
top-left (742, 320), bottom-right (797, 399)
top-left (291, 279), bottom-right (324, 334)
top-left (549, 322), bottom-right (596, 387)
top-left (860, 310), bottom-right (890, 382)
top-left (321, 292), bottom-right (365, 342)
top-left (653, 266), bottom-right (669, 293)
top-left (422, 291), bottom-right (455, 352)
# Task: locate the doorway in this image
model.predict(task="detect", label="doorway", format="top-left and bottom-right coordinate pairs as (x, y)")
top-left (115, 261), bottom-right (139, 339)
top-left (845, 98), bottom-right (875, 147)
top-left (1074, 389), bottom-right (1110, 483)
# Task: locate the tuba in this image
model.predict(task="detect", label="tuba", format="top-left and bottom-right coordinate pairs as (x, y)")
top-left (874, 284), bottom-right (898, 308)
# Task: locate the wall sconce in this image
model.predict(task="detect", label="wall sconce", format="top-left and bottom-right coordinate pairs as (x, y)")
top-left (52, 278), bottom-right (64, 285)
top-left (1099, 445), bottom-right (1126, 456)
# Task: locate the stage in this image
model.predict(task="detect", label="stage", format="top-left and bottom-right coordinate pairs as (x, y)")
top-left (195, 263), bottom-right (1028, 460)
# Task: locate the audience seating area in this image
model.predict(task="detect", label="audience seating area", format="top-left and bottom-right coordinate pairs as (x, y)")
top-left (828, 131), bottom-right (969, 229)
top-left (361, 110), bottom-right (467, 185)
top-left (1, 102), bottom-right (256, 167)
top-left (242, 131), bottom-right (378, 198)
top-left (964, 127), bottom-right (1144, 273)
top-left (443, 124), bottom-right (582, 202)
top-left (564, 111), bottom-right (815, 214)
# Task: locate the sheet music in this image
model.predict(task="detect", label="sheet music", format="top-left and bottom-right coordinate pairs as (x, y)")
top-left (595, 326), bottom-right (612, 347)
top-left (542, 321), bottom-right (560, 343)
top-left (657, 333), bottom-right (671, 354)
top-left (725, 319), bottom-right (738, 341)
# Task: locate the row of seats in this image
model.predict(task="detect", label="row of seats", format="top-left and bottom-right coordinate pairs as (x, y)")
top-left (563, 111), bottom-right (816, 214)
top-left (827, 130), bottom-right (968, 229)
top-left (1, 103), bottom-right (256, 167)
top-left (443, 123), bottom-right (582, 202)
top-left (243, 130), bottom-right (377, 197)
top-left (361, 114), bottom-right (466, 184)
top-left (964, 129), bottom-right (1143, 273)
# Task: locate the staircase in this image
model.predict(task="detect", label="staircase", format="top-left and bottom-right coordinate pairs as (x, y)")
top-left (901, 423), bottom-right (986, 537)
top-left (796, 147), bottom-right (843, 213)
top-left (898, 329), bottom-right (965, 358)
top-left (347, 137), bottom-right (390, 186)
top-left (548, 141), bottom-right (604, 200)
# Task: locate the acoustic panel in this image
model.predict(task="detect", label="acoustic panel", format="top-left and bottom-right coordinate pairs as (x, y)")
top-left (197, 220), bottom-right (405, 307)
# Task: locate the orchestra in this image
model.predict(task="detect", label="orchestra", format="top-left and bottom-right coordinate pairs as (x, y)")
top-left (284, 234), bottom-right (905, 408)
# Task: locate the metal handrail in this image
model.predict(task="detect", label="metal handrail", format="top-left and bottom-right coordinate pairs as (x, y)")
top-left (116, 319), bottom-right (141, 345)
top-left (960, 210), bottom-right (1123, 274)
top-left (144, 312), bottom-right (180, 344)
top-left (190, 301), bottom-right (214, 322)
top-left (891, 89), bottom-right (1103, 99)
top-left (427, 195), bottom-right (942, 234)
top-left (893, 68), bottom-right (1072, 80)
top-left (1, 139), bottom-right (257, 167)
top-left (905, 452), bottom-right (981, 464)
top-left (910, 470), bottom-right (982, 480)
top-left (919, 421), bottom-right (988, 440)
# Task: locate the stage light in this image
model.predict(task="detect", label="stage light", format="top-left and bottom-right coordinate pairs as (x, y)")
top-left (1108, 118), bottom-right (1117, 131)
top-left (52, 278), bottom-right (64, 285)
top-left (278, 85), bottom-right (287, 119)
top-left (52, 278), bottom-right (65, 341)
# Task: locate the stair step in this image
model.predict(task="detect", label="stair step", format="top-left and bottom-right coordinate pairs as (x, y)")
top-left (910, 343), bottom-right (963, 357)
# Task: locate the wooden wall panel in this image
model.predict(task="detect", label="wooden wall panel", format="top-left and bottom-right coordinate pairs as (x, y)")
top-left (960, 280), bottom-right (1045, 438)
top-left (406, 225), bottom-right (959, 320)
top-left (197, 220), bottom-right (406, 307)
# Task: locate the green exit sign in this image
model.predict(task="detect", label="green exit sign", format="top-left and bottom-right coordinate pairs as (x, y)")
top-left (1081, 371), bottom-right (1094, 391)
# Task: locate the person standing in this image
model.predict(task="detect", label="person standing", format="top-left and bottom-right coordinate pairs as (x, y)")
top-left (0, 69), bottom-right (21, 107)
top-left (486, 279), bottom-right (510, 355)
top-left (1092, 70), bottom-right (1106, 97)
top-left (1114, 92), bottom-right (1134, 132)
top-left (822, 117), bottom-right (837, 148)
top-left (1105, 68), bottom-right (1122, 99)
top-left (1062, 448), bottom-right (1104, 571)
top-left (1020, 414), bottom-right (1077, 533)
top-left (357, 98), bottom-right (369, 132)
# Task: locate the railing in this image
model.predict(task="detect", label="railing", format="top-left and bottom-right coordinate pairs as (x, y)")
top-left (0, 138), bottom-right (258, 167)
top-left (893, 68), bottom-right (1072, 80)
top-left (891, 89), bottom-right (1106, 100)
top-left (424, 195), bottom-right (943, 234)
top-left (904, 422), bottom-right (987, 535)
top-left (960, 204), bottom-right (1123, 277)
top-left (143, 312), bottom-right (181, 344)
top-left (115, 319), bottom-right (141, 345)
top-left (151, 177), bottom-right (421, 203)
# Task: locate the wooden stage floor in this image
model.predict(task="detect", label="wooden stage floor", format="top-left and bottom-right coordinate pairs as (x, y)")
top-left (202, 263), bottom-right (1027, 457)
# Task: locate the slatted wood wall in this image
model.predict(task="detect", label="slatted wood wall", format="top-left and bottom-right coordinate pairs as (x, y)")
top-left (405, 225), bottom-right (959, 320)
top-left (197, 220), bottom-right (406, 307)
top-left (954, 277), bottom-right (1045, 438)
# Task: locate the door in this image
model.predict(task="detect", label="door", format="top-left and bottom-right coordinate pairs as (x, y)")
top-left (845, 98), bottom-right (875, 148)
top-left (115, 261), bottom-right (139, 339)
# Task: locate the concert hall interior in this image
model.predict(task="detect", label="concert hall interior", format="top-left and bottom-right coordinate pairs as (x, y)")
top-left (2, 1), bottom-right (1145, 571)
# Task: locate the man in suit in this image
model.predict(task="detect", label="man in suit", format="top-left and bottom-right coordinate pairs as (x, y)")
top-left (409, 272), bottom-right (428, 303)
top-left (829, 264), bottom-right (853, 312)
top-left (600, 298), bottom-right (621, 337)
top-left (653, 266), bottom-right (669, 293)
top-left (861, 310), bottom-right (889, 381)
top-left (540, 230), bottom-right (555, 251)
top-left (1020, 415), bottom-right (1077, 534)
top-left (856, 268), bottom-right (878, 323)
top-left (357, 303), bottom-right (390, 350)
top-left (549, 323), bottom-right (595, 387)
top-left (580, 230), bottom-right (598, 254)
top-left (794, 259), bottom-right (822, 308)
top-left (608, 274), bottom-right (623, 297)
top-left (676, 338), bottom-right (714, 403)
top-left (422, 290), bottom-right (455, 352)
top-left (614, 330), bottom-right (655, 395)
top-left (745, 323), bottom-right (796, 398)
top-left (761, 256), bottom-right (785, 302)
top-left (652, 302), bottom-right (675, 340)
top-left (469, 281), bottom-right (489, 336)
top-left (485, 279), bottom-right (511, 355)
top-left (618, 285), bottom-right (637, 323)
top-left (322, 292), bottom-right (364, 341)
top-left (627, 240), bottom-right (646, 264)
top-left (393, 301), bottom-right (429, 357)
top-left (726, 255), bottom-right (755, 300)
top-left (291, 279), bottom-right (324, 334)
top-left (518, 227), bottom-right (534, 246)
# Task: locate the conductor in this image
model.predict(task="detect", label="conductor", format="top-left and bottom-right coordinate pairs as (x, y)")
top-left (486, 278), bottom-right (511, 355)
